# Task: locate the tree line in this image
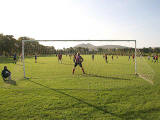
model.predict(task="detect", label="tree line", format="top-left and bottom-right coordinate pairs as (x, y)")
top-left (0, 34), bottom-right (56, 56)
top-left (0, 34), bottom-right (159, 57)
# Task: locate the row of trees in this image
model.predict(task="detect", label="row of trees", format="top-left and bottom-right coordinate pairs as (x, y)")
top-left (59, 47), bottom-right (136, 56)
top-left (0, 34), bottom-right (56, 56)
top-left (140, 47), bottom-right (160, 54)
top-left (0, 34), bottom-right (159, 57)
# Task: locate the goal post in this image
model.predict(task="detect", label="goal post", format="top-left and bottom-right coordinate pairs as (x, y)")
top-left (22, 40), bottom-right (137, 79)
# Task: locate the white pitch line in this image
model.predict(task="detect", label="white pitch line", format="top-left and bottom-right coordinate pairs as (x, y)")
top-left (138, 74), bottom-right (154, 85)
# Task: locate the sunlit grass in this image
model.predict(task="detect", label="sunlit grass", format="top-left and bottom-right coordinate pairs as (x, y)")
top-left (0, 55), bottom-right (160, 120)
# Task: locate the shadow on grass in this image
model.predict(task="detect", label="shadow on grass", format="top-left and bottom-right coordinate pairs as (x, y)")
top-left (28, 79), bottom-right (124, 119)
top-left (83, 73), bottom-right (131, 80)
top-left (4, 80), bottom-right (16, 85)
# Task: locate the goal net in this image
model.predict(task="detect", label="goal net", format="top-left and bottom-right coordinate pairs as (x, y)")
top-left (22, 40), bottom-right (154, 89)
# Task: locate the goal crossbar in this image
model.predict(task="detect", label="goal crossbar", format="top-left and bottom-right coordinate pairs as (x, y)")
top-left (22, 40), bottom-right (136, 42)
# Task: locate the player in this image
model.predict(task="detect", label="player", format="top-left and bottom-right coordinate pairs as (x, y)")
top-left (103, 54), bottom-right (105, 59)
top-left (132, 54), bottom-right (135, 62)
top-left (152, 55), bottom-right (155, 63)
top-left (148, 55), bottom-right (150, 60)
top-left (20, 54), bottom-right (23, 62)
top-left (155, 55), bottom-right (158, 63)
top-left (116, 55), bottom-right (118, 59)
top-left (1, 66), bottom-right (11, 81)
top-left (58, 53), bottom-right (62, 63)
top-left (72, 53), bottom-right (85, 74)
top-left (35, 54), bottom-right (37, 63)
top-left (92, 54), bottom-right (94, 61)
top-left (104, 54), bottom-right (108, 63)
top-left (13, 53), bottom-right (17, 64)
top-left (112, 55), bottom-right (114, 61)
top-left (128, 55), bottom-right (131, 61)
top-left (69, 54), bottom-right (72, 60)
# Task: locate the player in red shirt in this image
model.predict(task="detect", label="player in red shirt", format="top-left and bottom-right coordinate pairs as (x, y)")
top-left (132, 54), bottom-right (135, 62)
top-left (72, 53), bottom-right (85, 74)
top-left (58, 53), bottom-right (62, 63)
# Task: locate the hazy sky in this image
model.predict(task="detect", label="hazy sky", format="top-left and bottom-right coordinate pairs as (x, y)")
top-left (0, 0), bottom-right (160, 48)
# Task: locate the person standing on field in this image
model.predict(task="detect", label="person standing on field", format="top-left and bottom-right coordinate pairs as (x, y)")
top-left (132, 54), bottom-right (135, 62)
top-left (69, 54), bottom-right (72, 60)
top-left (155, 55), bottom-right (158, 63)
top-left (20, 54), bottom-right (23, 62)
top-left (104, 54), bottom-right (108, 63)
top-left (58, 53), bottom-right (62, 63)
top-left (72, 53), bottom-right (85, 74)
top-left (128, 55), bottom-right (131, 61)
top-left (35, 54), bottom-right (37, 63)
top-left (148, 55), bottom-right (150, 60)
top-left (152, 55), bottom-right (155, 63)
top-left (13, 53), bottom-right (17, 64)
top-left (112, 55), bottom-right (114, 61)
top-left (92, 54), bottom-right (94, 61)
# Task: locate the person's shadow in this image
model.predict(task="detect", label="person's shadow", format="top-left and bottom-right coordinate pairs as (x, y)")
top-left (83, 73), bottom-right (131, 80)
top-left (4, 80), bottom-right (16, 85)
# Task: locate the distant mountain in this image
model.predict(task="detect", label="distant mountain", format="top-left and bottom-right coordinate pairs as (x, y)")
top-left (74, 43), bottom-right (96, 50)
top-left (97, 45), bottom-right (128, 49)
top-left (74, 43), bottom-right (128, 50)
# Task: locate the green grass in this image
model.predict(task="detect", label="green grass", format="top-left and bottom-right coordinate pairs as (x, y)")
top-left (0, 55), bottom-right (160, 120)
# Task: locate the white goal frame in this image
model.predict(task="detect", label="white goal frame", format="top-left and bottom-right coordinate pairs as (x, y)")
top-left (22, 40), bottom-right (137, 79)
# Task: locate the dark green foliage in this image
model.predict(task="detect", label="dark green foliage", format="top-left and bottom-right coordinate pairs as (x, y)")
top-left (0, 34), bottom-right (56, 56)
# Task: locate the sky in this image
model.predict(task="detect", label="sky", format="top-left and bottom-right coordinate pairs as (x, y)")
top-left (0, 0), bottom-right (160, 48)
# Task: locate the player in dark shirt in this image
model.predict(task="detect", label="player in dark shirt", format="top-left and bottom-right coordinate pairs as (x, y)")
top-left (92, 54), bottom-right (94, 61)
top-left (128, 55), bottom-right (131, 61)
top-left (152, 55), bottom-right (155, 63)
top-left (1, 66), bottom-right (11, 81)
top-left (112, 55), bottom-right (114, 61)
top-left (104, 54), bottom-right (108, 63)
top-left (13, 53), bottom-right (17, 64)
top-left (72, 53), bottom-right (85, 74)
top-left (35, 54), bottom-right (37, 63)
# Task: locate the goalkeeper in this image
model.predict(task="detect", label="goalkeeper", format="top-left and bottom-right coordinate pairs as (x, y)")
top-left (72, 53), bottom-right (85, 74)
top-left (1, 66), bottom-right (11, 81)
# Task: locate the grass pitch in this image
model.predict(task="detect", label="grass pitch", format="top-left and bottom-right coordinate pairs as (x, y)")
top-left (0, 55), bottom-right (160, 120)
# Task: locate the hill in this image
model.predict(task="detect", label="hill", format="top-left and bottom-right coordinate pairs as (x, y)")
top-left (74, 43), bottom-right (128, 50)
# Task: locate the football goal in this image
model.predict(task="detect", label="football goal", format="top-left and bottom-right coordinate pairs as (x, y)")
top-left (21, 40), bottom-right (154, 85)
